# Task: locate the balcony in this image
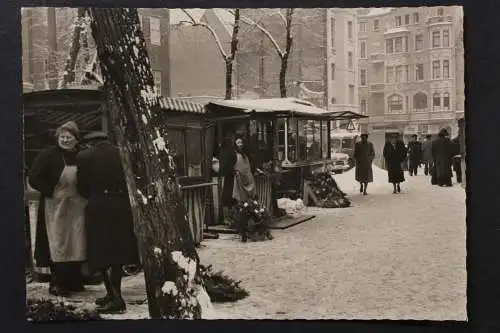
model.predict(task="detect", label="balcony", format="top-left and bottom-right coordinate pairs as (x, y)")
top-left (369, 53), bottom-right (385, 64)
top-left (369, 83), bottom-right (385, 93)
top-left (427, 15), bottom-right (453, 26)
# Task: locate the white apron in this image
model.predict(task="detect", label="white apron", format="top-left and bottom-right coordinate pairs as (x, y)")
top-left (232, 153), bottom-right (257, 202)
top-left (44, 163), bottom-right (87, 263)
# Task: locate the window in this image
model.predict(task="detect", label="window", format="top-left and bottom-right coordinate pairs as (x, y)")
top-left (443, 93), bottom-right (450, 108)
top-left (360, 100), bottom-right (367, 115)
top-left (433, 92), bottom-right (441, 107)
top-left (413, 12), bottom-right (419, 24)
top-left (415, 34), bottom-right (423, 51)
top-left (395, 37), bottom-right (403, 52)
top-left (443, 60), bottom-right (450, 79)
top-left (405, 14), bottom-right (410, 25)
top-left (432, 31), bottom-right (441, 48)
top-left (396, 16), bottom-right (402, 27)
top-left (185, 129), bottom-right (203, 177)
top-left (149, 17), bottom-right (161, 46)
top-left (416, 64), bottom-right (424, 80)
top-left (349, 85), bottom-right (355, 105)
top-left (347, 21), bottom-right (353, 40)
top-left (386, 39), bottom-right (394, 53)
top-left (374, 19), bottom-right (379, 31)
top-left (167, 129), bottom-right (185, 176)
top-left (360, 41), bottom-right (367, 58)
top-left (404, 36), bottom-right (409, 52)
top-left (153, 70), bottom-right (162, 94)
top-left (438, 8), bottom-right (444, 16)
top-left (413, 92), bottom-right (428, 111)
top-left (360, 69), bottom-right (367, 86)
top-left (395, 65), bottom-right (403, 82)
top-left (404, 65), bottom-right (409, 82)
top-left (331, 63), bottom-right (336, 80)
top-left (330, 17), bottom-right (335, 48)
top-left (388, 94), bottom-right (403, 113)
top-left (348, 52), bottom-right (353, 69)
top-left (387, 66), bottom-right (394, 83)
top-left (432, 60), bottom-right (441, 79)
top-left (359, 22), bottom-right (367, 33)
top-left (443, 29), bottom-right (450, 47)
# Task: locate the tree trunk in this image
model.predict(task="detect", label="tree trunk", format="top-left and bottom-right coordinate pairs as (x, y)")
top-left (280, 9), bottom-right (294, 98)
top-left (225, 60), bottom-right (233, 100)
top-left (88, 8), bottom-right (213, 319)
top-left (59, 8), bottom-right (86, 89)
top-left (224, 9), bottom-right (240, 100)
top-left (47, 7), bottom-right (58, 89)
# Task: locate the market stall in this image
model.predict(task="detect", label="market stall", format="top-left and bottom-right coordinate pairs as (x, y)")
top-left (206, 98), bottom-right (368, 210)
top-left (23, 89), bottom-right (213, 254)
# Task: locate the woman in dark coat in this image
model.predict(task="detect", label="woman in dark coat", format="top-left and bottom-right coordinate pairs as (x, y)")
top-left (431, 129), bottom-right (454, 187)
top-left (383, 135), bottom-right (407, 194)
top-left (76, 132), bottom-right (139, 314)
top-left (28, 121), bottom-right (87, 296)
top-left (353, 133), bottom-right (375, 195)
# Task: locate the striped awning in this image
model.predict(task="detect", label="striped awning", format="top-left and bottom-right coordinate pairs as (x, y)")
top-left (160, 97), bottom-right (206, 114)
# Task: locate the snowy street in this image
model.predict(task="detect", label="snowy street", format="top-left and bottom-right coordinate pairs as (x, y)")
top-left (26, 165), bottom-right (467, 320)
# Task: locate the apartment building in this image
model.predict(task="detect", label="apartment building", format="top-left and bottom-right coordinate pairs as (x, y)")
top-left (357, 6), bottom-right (464, 166)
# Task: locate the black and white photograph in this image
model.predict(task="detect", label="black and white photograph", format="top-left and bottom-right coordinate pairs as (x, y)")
top-left (22, 6), bottom-right (466, 321)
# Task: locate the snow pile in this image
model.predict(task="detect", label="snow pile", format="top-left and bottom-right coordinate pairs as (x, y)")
top-left (277, 198), bottom-right (305, 216)
top-left (334, 164), bottom-right (387, 193)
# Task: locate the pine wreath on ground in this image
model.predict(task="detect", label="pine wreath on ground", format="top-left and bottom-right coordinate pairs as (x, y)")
top-left (200, 264), bottom-right (249, 303)
top-left (26, 298), bottom-right (103, 322)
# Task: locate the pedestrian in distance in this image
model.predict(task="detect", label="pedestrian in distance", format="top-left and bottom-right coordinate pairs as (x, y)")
top-left (76, 132), bottom-right (140, 314)
top-left (383, 134), bottom-right (407, 194)
top-left (431, 128), bottom-right (454, 187)
top-left (28, 121), bottom-right (87, 297)
top-left (407, 134), bottom-right (422, 176)
top-left (422, 134), bottom-right (434, 176)
top-left (353, 132), bottom-right (375, 195)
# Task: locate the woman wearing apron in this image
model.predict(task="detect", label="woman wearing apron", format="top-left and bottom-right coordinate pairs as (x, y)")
top-left (29, 121), bottom-right (87, 297)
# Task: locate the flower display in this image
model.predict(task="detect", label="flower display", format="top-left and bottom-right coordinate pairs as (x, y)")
top-left (306, 172), bottom-right (351, 208)
top-left (231, 200), bottom-right (273, 242)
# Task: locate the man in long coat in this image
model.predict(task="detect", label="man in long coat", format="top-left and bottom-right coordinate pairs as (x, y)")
top-left (76, 132), bottom-right (139, 314)
top-left (422, 135), bottom-right (434, 176)
top-left (383, 135), bottom-right (407, 194)
top-left (432, 129), bottom-right (454, 187)
top-left (407, 134), bottom-right (422, 176)
top-left (353, 133), bottom-right (375, 195)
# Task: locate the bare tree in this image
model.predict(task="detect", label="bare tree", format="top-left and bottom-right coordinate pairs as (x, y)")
top-left (232, 8), bottom-right (294, 98)
top-left (88, 8), bottom-right (214, 319)
top-left (176, 9), bottom-right (240, 100)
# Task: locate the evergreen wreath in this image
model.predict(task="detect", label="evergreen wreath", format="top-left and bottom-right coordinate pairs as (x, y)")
top-left (200, 264), bottom-right (249, 303)
top-left (306, 172), bottom-right (351, 208)
top-left (26, 298), bottom-right (103, 322)
top-left (232, 200), bottom-right (274, 242)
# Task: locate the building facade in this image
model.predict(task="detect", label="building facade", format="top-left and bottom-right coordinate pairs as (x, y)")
top-left (357, 6), bottom-right (464, 166)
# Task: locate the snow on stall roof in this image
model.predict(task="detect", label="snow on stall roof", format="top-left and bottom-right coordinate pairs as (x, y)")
top-left (210, 98), bottom-right (330, 116)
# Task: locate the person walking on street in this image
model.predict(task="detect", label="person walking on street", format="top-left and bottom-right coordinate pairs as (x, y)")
top-left (451, 135), bottom-right (463, 184)
top-left (383, 134), bottom-right (407, 194)
top-left (407, 134), bottom-right (422, 176)
top-left (431, 128), bottom-right (454, 187)
top-left (353, 133), bottom-right (375, 195)
top-left (422, 135), bottom-right (434, 176)
top-left (76, 132), bottom-right (140, 314)
top-left (28, 121), bottom-right (87, 297)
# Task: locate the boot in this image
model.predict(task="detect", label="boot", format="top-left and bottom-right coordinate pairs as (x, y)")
top-left (363, 183), bottom-right (367, 195)
top-left (392, 184), bottom-right (397, 194)
top-left (397, 184), bottom-right (401, 193)
top-left (67, 263), bottom-right (85, 292)
top-left (97, 266), bottom-right (126, 314)
top-left (95, 267), bottom-right (113, 306)
top-left (359, 183), bottom-right (364, 193)
top-left (49, 263), bottom-right (70, 297)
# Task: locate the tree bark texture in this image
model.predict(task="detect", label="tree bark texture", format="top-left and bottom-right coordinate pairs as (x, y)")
top-left (59, 8), bottom-right (86, 88)
top-left (225, 9), bottom-right (240, 100)
top-left (47, 7), bottom-right (58, 89)
top-left (88, 8), bottom-right (211, 319)
top-left (279, 9), bottom-right (294, 98)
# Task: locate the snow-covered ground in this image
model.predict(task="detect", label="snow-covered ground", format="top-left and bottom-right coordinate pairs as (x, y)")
top-left (26, 165), bottom-right (467, 320)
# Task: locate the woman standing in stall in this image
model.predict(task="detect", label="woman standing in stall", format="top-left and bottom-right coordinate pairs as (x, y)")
top-left (29, 121), bottom-right (87, 297)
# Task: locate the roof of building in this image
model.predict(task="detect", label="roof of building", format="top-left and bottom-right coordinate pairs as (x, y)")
top-left (363, 8), bottom-right (394, 17)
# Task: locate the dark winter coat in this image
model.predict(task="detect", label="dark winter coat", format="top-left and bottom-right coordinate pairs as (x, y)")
top-left (432, 137), bottom-right (453, 186)
top-left (383, 141), bottom-right (407, 183)
top-left (76, 140), bottom-right (139, 270)
top-left (219, 142), bottom-right (237, 207)
top-left (353, 141), bottom-right (375, 183)
top-left (28, 146), bottom-right (80, 267)
top-left (407, 141), bottom-right (423, 164)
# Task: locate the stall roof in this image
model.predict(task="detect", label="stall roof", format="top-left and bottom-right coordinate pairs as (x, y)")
top-left (208, 98), bottom-right (367, 120)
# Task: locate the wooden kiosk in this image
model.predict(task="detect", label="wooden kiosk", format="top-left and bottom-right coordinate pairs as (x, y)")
top-left (23, 89), bottom-right (214, 250)
top-left (206, 98), bottom-right (367, 211)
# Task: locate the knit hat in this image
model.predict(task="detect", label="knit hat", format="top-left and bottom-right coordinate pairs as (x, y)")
top-left (56, 121), bottom-right (80, 140)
